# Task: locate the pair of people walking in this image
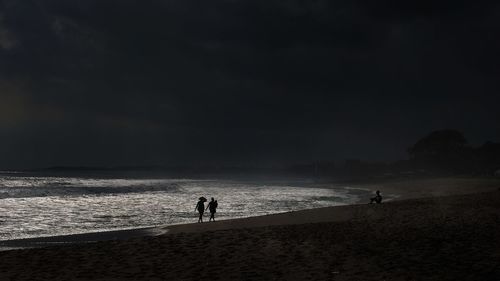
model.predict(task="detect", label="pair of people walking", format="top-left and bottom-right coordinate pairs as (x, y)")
top-left (195, 197), bottom-right (218, 223)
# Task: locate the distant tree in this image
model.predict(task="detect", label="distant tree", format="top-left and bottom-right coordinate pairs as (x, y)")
top-left (408, 130), bottom-right (469, 172)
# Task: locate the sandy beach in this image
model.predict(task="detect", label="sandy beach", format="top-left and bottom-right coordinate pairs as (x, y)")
top-left (0, 177), bottom-right (499, 280)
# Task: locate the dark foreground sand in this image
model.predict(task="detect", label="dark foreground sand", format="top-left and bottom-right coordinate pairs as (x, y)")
top-left (0, 178), bottom-right (499, 280)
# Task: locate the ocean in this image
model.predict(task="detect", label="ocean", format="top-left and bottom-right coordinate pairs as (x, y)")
top-left (0, 172), bottom-right (372, 241)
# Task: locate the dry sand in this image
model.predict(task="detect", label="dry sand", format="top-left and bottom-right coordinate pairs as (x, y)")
top-left (0, 177), bottom-right (499, 280)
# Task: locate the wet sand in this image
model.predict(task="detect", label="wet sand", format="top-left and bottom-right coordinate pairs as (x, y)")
top-left (0, 177), bottom-right (499, 280)
top-left (0, 227), bottom-right (166, 251)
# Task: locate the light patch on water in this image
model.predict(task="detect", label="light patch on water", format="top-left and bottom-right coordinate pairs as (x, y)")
top-left (0, 176), bottom-right (370, 240)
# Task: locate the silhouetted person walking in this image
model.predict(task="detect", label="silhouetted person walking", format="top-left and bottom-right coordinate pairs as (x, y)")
top-left (370, 190), bottom-right (382, 204)
top-left (195, 197), bottom-right (206, 222)
top-left (206, 197), bottom-right (218, 222)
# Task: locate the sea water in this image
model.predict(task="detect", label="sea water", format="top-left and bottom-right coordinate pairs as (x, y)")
top-left (0, 172), bottom-right (371, 241)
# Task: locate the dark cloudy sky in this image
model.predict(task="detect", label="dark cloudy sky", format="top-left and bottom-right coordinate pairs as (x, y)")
top-left (0, 0), bottom-right (499, 169)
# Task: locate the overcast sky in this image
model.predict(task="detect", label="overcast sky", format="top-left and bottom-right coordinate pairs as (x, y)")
top-left (0, 0), bottom-right (499, 169)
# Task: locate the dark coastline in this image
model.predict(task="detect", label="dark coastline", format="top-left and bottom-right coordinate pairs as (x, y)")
top-left (0, 190), bottom-right (498, 280)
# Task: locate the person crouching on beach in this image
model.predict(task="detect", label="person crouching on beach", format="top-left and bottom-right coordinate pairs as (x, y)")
top-left (195, 197), bottom-right (206, 222)
top-left (206, 197), bottom-right (218, 222)
top-left (370, 190), bottom-right (382, 204)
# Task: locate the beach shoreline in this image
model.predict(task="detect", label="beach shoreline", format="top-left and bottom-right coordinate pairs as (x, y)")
top-left (2, 176), bottom-right (498, 251)
top-left (0, 177), bottom-right (499, 280)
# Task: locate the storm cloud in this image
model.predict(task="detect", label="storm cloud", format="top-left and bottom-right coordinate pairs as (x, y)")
top-left (0, 0), bottom-right (499, 168)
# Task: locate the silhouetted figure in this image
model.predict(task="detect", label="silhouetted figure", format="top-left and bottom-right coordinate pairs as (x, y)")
top-left (370, 190), bottom-right (382, 204)
top-left (195, 197), bottom-right (206, 222)
top-left (206, 197), bottom-right (218, 222)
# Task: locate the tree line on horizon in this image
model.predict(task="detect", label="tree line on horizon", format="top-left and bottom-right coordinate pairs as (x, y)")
top-left (289, 129), bottom-right (500, 178)
top-left (407, 129), bottom-right (500, 175)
